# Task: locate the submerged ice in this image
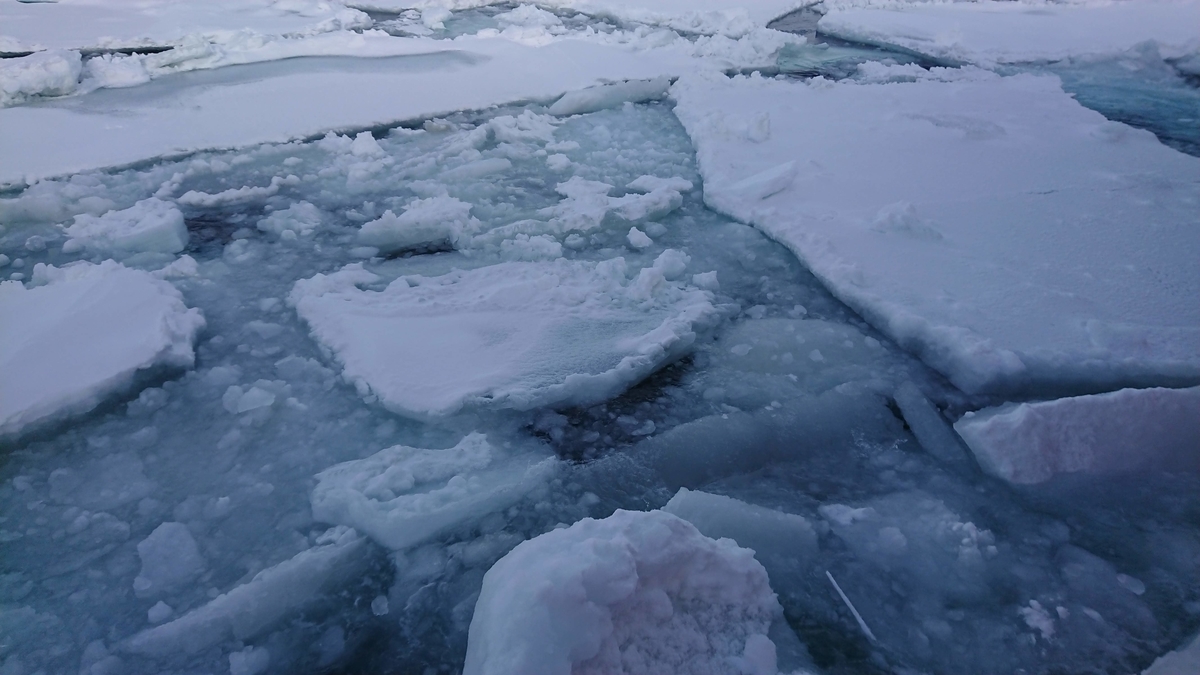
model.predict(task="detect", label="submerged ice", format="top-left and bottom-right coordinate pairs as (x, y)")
top-left (1, 2), bottom-right (1199, 675)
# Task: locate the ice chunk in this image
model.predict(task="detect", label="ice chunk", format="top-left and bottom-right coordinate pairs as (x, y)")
top-left (133, 522), bottom-right (205, 599)
top-left (0, 261), bottom-right (205, 439)
top-left (356, 196), bottom-right (478, 253)
top-left (954, 386), bottom-right (1200, 485)
top-left (289, 257), bottom-right (718, 419)
top-left (1143, 631), bottom-right (1200, 675)
top-left (62, 198), bottom-right (188, 257)
top-left (0, 50), bottom-right (81, 107)
top-left (892, 382), bottom-right (973, 467)
top-left (463, 509), bottom-right (781, 675)
top-left (228, 646), bottom-right (270, 675)
top-left (672, 72), bottom-right (1200, 395)
top-left (663, 488), bottom-right (818, 575)
top-left (626, 226), bottom-right (652, 249)
top-left (626, 175), bottom-right (693, 194)
top-left (819, 2), bottom-right (1200, 67)
top-left (256, 200), bottom-right (322, 239)
top-left (125, 527), bottom-right (368, 658)
top-left (548, 76), bottom-right (671, 116)
top-left (311, 433), bottom-right (555, 550)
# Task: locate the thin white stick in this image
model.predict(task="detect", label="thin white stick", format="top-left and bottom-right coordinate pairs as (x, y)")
top-left (826, 570), bottom-right (878, 643)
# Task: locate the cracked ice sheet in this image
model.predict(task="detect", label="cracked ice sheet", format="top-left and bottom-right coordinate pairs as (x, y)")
top-left (671, 71), bottom-right (1200, 395)
top-left (289, 255), bottom-right (718, 419)
top-left (0, 260), bottom-right (205, 439)
top-left (818, 0), bottom-right (1200, 67)
top-left (0, 0), bottom-right (371, 53)
top-left (0, 37), bottom-right (697, 187)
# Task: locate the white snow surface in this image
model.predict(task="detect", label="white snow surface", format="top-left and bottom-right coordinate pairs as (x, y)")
top-left (0, 37), bottom-right (697, 187)
top-left (671, 71), bottom-right (1200, 395)
top-left (0, 260), bottom-right (205, 439)
top-left (289, 254), bottom-right (718, 419)
top-left (63, 197), bottom-right (189, 257)
top-left (819, 1), bottom-right (1200, 67)
top-left (311, 433), bottom-right (556, 550)
top-left (954, 386), bottom-right (1200, 485)
top-left (0, 49), bottom-right (82, 107)
top-left (463, 508), bottom-right (782, 675)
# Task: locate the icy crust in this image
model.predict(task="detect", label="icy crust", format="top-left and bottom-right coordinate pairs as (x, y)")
top-left (311, 433), bottom-right (556, 550)
top-left (819, 1), bottom-right (1200, 67)
top-left (464, 509), bottom-right (782, 675)
top-left (0, 260), bottom-right (205, 439)
top-left (954, 385), bottom-right (1200, 485)
top-left (289, 254), bottom-right (719, 419)
top-left (63, 197), bottom-right (189, 258)
top-left (671, 71), bottom-right (1200, 395)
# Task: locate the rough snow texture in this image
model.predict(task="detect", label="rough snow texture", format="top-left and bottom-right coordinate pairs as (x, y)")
top-left (289, 255), bottom-right (718, 419)
top-left (0, 261), bottom-right (205, 439)
top-left (63, 197), bottom-right (189, 257)
top-left (672, 71), bottom-right (1200, 395)
top-left (954, 386), bottom-right (1200, 485)
top-left (464, 509), bottom-right (782, 675)
top-left (0, 49), bottom-right (82, 107)
top-left (311, 433), bottom-right (556, 550)
top-left (819, 1), bottom-right (1200, 67)
top-left (126, 527), bottom-right (368, 657)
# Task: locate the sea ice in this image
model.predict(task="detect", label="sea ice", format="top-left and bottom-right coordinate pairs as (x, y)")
top-left (463, 508), bottom-right (782, 675)
top-left (955, 385), bottom-right (1200, 485)
top-left (0, 260), bottom-right (205, 439)
top-left (0, 49), bottom-right (81, 107)
top-left (672, 70), bottom-right (1200, 395)
top-left (133, 522), bottom-right (206, 599)
top-left (356, 195), bottom-right (479, 253)
top-left (819, 1), bottom-right (1200, 67)
top-left (311, 433), bottom-right (556, 550)
top-left (290, 255), bottom-right (719, 418)
top-left (62, 197), bottom-right (189, 258)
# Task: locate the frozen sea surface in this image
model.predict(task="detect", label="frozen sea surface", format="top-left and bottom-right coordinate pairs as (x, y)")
top-left (1, 3), bottom-right (1199, 675)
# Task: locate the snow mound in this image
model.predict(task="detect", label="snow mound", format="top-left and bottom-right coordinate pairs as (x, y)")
top-left (672, 72), bottom-right (1200, 395)
top-left (819, 1), bottom-right (1200, 67)
top-left (0, 260), bottom-right (205, 439)
top-left (311, 433), bottom-right (556, 550)
top-left (954, 385), bottom-right (1200, 485)
top-left (63, 197), bottom-right (188, 257)
top-left (463, 508), bottom-right (782, 675)
top-left (0, 49), bottom-right (81, 107)
top-left (289, 254), bottom-right (719, 418)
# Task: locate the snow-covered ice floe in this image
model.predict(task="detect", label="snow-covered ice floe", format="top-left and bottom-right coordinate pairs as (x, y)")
top-left (955, 385), bottom-right (1200, 485)
top-left (671, 70), bottom-right (1200, 395)
top-left (290, 254), bottom-right (719, 418)
top-left (0, 260), bottom-right (204, 439)
top-left (463, 508), bottom-right (783, 675)
top-left (62, 197), bottom-right (189, 259)
top-left (819, 0), bottom-right (1200, 67)
top-left (311, 433), bottom-right (556, 550)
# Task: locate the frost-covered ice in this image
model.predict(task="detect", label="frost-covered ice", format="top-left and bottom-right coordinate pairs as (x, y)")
top-left (311, 433), bottom-right (555, 549)
top-left (955, 385), bottom-right (1200, 485)
top-left (819, 1), bottom-right (1200, 67)
top-left (0, 260), bottom-right (204, 438)
top-left (463, 508), bottom-right (782, 675)
top-left (672, 70), bottom-right (1200, 395)
top-left (291, 255), bottom-right (719, 418)
top-left (62, 197), bottom-right (188, 258)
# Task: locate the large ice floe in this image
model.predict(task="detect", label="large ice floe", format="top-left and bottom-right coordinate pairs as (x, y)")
top-left (2, 2), bottom-right (1200, 675)
top-left (672, 68), bottom-right (1200, 396)
top-left (0, 260), bottom-right (204, 439)
top-left (463, 508), bottom-right (784, 675)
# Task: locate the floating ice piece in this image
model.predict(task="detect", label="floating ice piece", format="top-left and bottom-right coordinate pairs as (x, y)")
top-left (289, 255), bottom-right (718, 419)
top-left (819, 1), bottom-right (1200, 67)
top-left (311, 433), bottom-right (555, 550)
top-left (357, 196), bottom-right (478, 253)
top-left (626, 174), bottom-right (693, 194)
top-left (672, 72), bottom-right (1200, 395)
top-left (626, 226), bottom-right (652, 249)
top-left (463, 509), bottom-right (781, 675)
top-left (62, 198), bottom-right (188, 257)
top-left (256, 200), bottom-right (323, 239)
top-left (0, 49), bottom-right (81, 107)
top-left (125, 527), bottom-right (369, 658)
top-left (954, 386), bottom-right (1200, 485)
top-left (892, 382), bottom-right (973, 467)
top-left (549, 76), bottom-right (671, 116)
top-left (0, 261), bottom-right (205, 439)
top-left (133, 522), bottom-right (205, 599)
top-left (663, 488), bottom-right (818, 574)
